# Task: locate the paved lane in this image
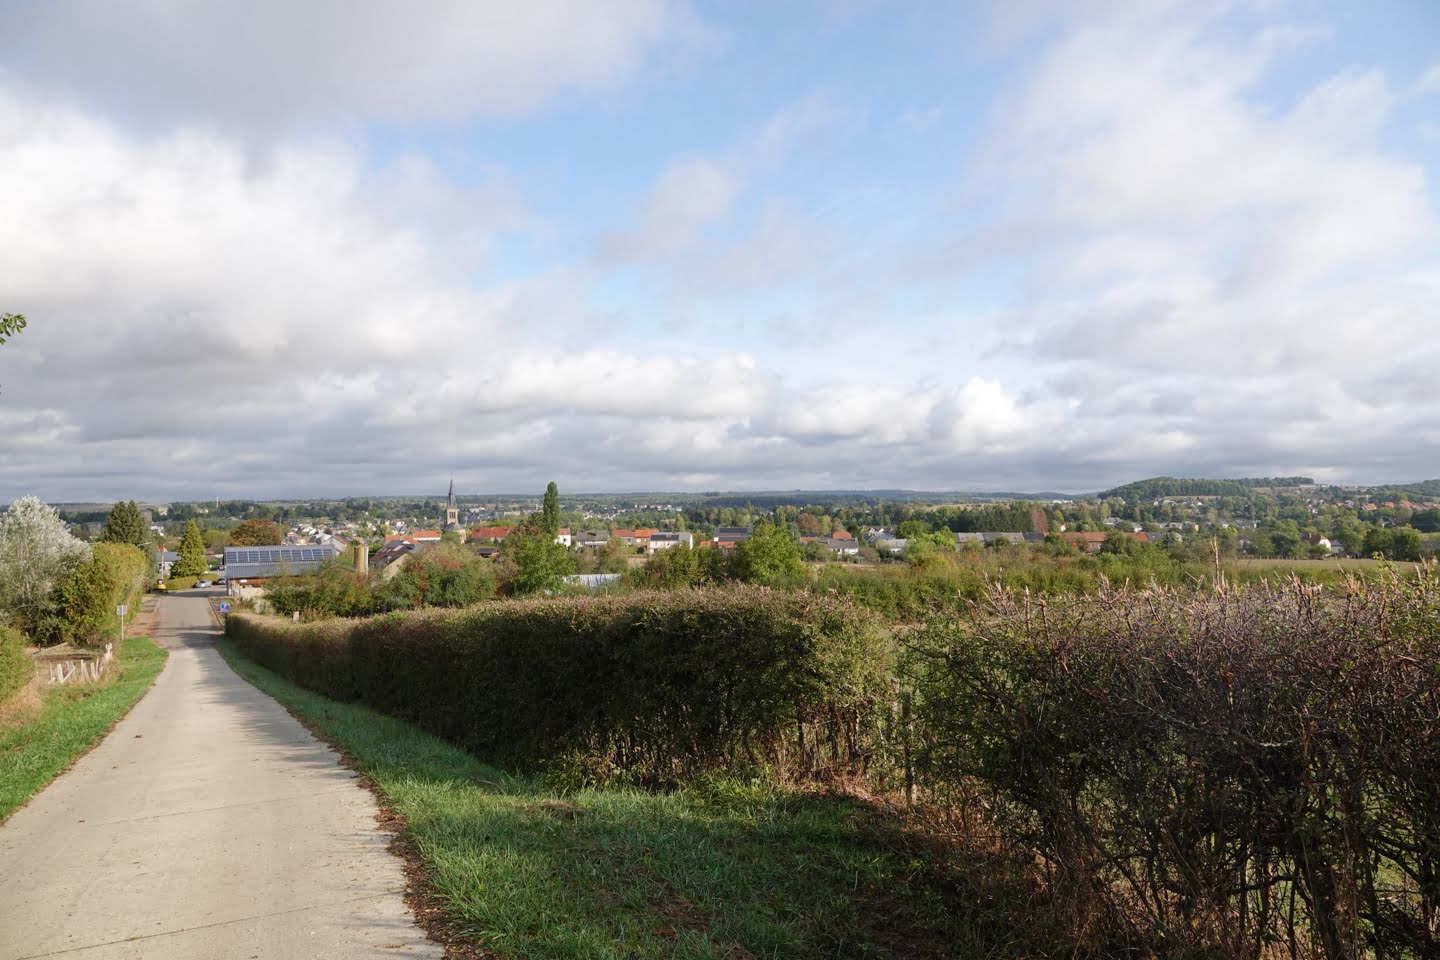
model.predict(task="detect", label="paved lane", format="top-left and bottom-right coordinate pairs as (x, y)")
top-left (0, 592), bottom-right (441, 960)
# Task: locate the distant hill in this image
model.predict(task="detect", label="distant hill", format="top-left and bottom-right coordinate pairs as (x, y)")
top-left (1099, 477), bottom-right (1315, 500)
top-left (1371, 479), bottom-right (1440, 499)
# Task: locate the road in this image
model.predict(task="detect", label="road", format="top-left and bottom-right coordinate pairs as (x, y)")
top-left (0, 591), bottom-right (441, 959)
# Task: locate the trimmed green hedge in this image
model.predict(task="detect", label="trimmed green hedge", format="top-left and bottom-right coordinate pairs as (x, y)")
top-left (0, 625), bottom-right (31, 703)
top-left (226, 588), bottom-right (889, 784)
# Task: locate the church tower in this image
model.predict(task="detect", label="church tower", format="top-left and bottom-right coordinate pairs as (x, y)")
top-left (444, 477), bottom-right (460, 530)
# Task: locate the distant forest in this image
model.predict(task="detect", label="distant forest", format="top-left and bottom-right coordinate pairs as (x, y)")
top-left (1100, 477), bottom-right (1316, 499)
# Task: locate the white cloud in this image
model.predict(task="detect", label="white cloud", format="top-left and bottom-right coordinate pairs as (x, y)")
top-left (0, 0), bottom-right (702, 128)
top-left (598, 159), bottom-right (739, 261)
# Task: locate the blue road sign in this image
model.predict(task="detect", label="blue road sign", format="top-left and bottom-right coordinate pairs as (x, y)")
top-left (218, 602), bottom-right (231, 613)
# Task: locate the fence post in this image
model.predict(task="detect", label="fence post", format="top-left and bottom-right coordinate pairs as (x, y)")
top-left (901, 689), bottom-right (915, 806)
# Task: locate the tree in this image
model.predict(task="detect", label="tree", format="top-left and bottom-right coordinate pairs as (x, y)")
top-left (54, 542), bottom-right (146, 646)
top-left (500, 518), bottom-right (575, 595)
top-left (101, 500), bottom-right (149, 548)
top-left (732, 521), bottom-right (805, 586)
top-left (1389, 527), bottom-right (1423, 562)
top-left (905, 531), bottom-right (956, 567)
top-left (172, 520), bottom-right (207, 578)
top-left (230, 518), bottom-right (282, 546)
top-left (541, 481), bottom-right (560, 538)
top-left (898, 519), bottom-right (932, 540)
top-left (0, 313), bottom-right (24, 344)
top-left (0, 496), bottom-right (91, 635)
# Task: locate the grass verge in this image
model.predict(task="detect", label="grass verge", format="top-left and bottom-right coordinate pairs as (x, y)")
top-left (0, 637), bottom-right (168, 822)
top-left (216, 636), bottom-right (999, 960)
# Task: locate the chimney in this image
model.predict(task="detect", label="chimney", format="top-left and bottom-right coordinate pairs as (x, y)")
top-left (355, 542), bottom-right (369, 575)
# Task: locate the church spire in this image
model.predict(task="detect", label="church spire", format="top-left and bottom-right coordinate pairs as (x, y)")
top-left (444, 477), bottom-right (459, 530)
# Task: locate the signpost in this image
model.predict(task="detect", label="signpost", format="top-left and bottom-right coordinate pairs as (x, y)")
top-left (218, 602), bottom-right (231, 614)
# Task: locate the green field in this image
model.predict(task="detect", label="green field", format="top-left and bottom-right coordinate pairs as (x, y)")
top-left (216, 637), bottom-right (1013, 960)
top-left (0, 637), bottom-right (167, 822)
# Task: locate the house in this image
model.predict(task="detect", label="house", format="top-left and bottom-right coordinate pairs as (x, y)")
top-left (612, 528), bottom-right (658, 548)
top-left (555, 527), bottom-right (573, 547)
top-left (714, 526), bottom-right (751, 544)
top-left (648, 531), bottom-right (694, 553)
top-left (371, 539), bottom-right (426, 579)
top-left (223, 542), bottom-right (345, 595)
top-left (574, 530), bottom-right (610, 549)
top-left (469, 526), bottom-right (513, 542)
top-left (822, 537), bottom-right (860, 557)
top-left (386, 529), bottom-right (442, 543)
top-left (863, 527), bottom-right (895, 544)
top-left (830, 530), bottom-right (854, 541)
top-left (156, 550), bottom-right (180, 578)
top-left (875, 538), bottom-right (908, 555)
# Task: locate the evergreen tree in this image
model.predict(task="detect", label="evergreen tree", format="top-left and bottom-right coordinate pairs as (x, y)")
top-left (101, 500), bottom-right (149, 547)
top-left (172, 520), bottom-right (207, 578)
top-left (541, 481), bottom-right (560, 537)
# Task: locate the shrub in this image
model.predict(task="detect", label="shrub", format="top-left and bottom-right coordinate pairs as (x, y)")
top-left (905, 574), bottom-right (1440, 958)
top-left (52, 542), bottom-right (147, 646)
top-left (227, 587), bottom-right (890, 785)
top-left (0, 625), bottom-right (32, 702)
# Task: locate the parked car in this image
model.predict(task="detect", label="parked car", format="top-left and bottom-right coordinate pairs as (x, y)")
top-left (195, 579), bottom-right (212, 588)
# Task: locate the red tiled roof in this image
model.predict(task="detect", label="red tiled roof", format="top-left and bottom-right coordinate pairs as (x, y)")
top-left (470, 526), bottom-right (514, 540)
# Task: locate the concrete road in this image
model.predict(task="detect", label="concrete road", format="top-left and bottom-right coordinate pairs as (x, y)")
top-left (0, 593), bottom-right (442, 959)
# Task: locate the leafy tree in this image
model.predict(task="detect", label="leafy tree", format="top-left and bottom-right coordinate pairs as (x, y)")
top-left (379, 544), bottom-right (497, 610)
top-left (634, 545), bottom-right (706, 589)
top-left (542, 481), bottom-right (560, 537)
top-left (732, 521), bottom-right (805, 586)
top-left (101, 500), bottom-right (149, 548)
top-left (898, 519), bottom-right (932, 540)
top-left (905, 531), bottom-right (957, 567)
top-left (230, 518), bottom-right (282, 546)
top-left (1412, 509), bottom-right (1440, 534)
top-left (1390, 527), bottom-right (1423, 562)
top-left (53, 542), bottom-right (146, 646)
top-left (0, 313), bottom-right (24, 344)
top-left (172, 520), bottom-right (208, 578)
top-left (0, 496), bottom-right (91, 635)
top-left (500, 518), bottom-right (576, 595)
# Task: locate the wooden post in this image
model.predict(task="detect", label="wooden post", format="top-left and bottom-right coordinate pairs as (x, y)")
top-left (901, 690), bottom-right (915, 806)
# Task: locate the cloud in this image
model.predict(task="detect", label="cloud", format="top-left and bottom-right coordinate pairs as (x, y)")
top-left (0, 0), bottom-right (702, 129)
top-left (598, 159), bottom-right (740, 261)
top-left (3, 5), bottom-right (1439, 500)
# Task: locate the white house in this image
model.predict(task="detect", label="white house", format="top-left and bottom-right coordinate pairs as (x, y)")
top-left (647, 531), bottom-right (694, 553)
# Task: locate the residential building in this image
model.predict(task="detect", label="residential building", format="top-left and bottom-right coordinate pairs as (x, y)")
top-left (647, 531), bottom-right (694, 553)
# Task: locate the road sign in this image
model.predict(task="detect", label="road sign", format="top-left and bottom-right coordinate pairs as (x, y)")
top-left (218, 602), bottom-right (231, 613)
top-left (116, 604), bottom-right (127, 616)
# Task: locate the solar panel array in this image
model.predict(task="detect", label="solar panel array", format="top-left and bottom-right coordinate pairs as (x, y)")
top-left (224, 546), bottom-right (339, 564)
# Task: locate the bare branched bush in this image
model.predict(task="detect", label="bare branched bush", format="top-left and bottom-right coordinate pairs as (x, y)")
top-left (907, 570), bottom-right (1440, 958)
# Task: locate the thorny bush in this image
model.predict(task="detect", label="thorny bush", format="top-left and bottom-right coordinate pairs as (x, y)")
top-left (906, 571), bottom-right (1440, 959)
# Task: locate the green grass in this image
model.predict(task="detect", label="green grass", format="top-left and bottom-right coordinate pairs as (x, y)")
top-left (216, 637), bottom-right (996, 960)
top-left (0, 637), bottom-right (167, 822)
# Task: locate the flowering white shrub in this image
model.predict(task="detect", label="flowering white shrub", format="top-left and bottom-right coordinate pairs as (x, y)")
top-left (0, 496), bottom-right (91, 633)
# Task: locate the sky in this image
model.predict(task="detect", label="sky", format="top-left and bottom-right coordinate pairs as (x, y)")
top-left (0, 0), bottom-right (1437, 502)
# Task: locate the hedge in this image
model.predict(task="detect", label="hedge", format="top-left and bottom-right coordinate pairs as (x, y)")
top-left (906, 574), bottom-right (1440, 959)
top-left (0, 625), bottom-right (31, 703)
top-left (226, 587), bottom-right (890, 784)
top-left (50, 542), bottom-right (147, 646)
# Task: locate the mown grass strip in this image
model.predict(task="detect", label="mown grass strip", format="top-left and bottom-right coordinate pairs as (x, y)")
top-left (0, 637), bottom-right (167, 822)
top-left (217, 636), bottom-right (976, 960)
